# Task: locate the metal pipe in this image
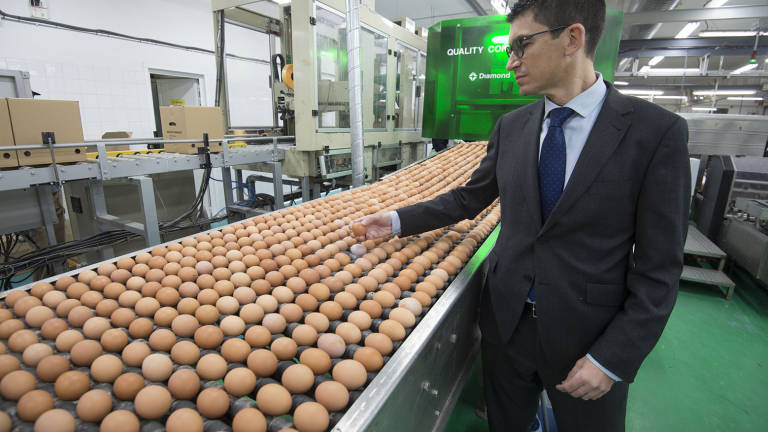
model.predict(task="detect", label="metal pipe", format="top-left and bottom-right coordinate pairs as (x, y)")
top-left (346, 0), bottom-right (365, 187)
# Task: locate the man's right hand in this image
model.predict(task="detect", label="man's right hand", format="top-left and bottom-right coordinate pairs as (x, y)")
top-left (355, 212), bottom-right (393, 241)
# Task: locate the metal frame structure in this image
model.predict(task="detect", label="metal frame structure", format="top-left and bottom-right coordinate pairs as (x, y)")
top-left (0, 136), bottom-right (292, 249)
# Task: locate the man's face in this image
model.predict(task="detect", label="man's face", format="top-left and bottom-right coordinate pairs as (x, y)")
top-left (506, 12), bottom-right (567, 96)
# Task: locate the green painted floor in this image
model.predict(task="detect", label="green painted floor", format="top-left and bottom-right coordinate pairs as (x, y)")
top-left (445, 266), bottom-right (768, 432)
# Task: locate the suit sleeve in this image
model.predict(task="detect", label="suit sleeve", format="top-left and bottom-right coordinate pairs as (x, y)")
top-left (589, 116), bottom-right (691, 382)
top-left (397, 117), bottom-right (502, 236)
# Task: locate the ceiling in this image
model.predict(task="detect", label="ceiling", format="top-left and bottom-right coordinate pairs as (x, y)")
top-left (373, 0), bottom-right (768, 113)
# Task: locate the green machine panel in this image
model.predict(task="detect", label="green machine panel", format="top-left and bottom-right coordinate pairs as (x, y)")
top-left (423, 11), bottom-right (623, 142)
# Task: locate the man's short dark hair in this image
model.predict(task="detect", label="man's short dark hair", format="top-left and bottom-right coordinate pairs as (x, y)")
top-left (506, 0), bottom-right (606, 58)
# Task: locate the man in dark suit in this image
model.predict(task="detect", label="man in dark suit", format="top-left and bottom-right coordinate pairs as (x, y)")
top-left (358, 0), bottom-right (690, 430)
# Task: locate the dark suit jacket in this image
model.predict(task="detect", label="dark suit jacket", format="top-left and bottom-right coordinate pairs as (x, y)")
top-left (397, 82), bottom-right (691, 382)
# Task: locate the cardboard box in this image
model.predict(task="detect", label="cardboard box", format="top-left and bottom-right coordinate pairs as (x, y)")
top-left (160, 106), bottom-right (224, 154)
top-left (85, 131), bottom-right (132, 153)
top-left (0, 99), bottom-right (18, 168)
top-left (6, 98), bottom-right (86, 166)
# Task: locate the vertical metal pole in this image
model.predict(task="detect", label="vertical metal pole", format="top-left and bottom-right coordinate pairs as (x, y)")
top-left (372, 143), bottom-right (379, 181)
top-left (221, 167), bottom-right (235, 216)
top-left (235, 169), bottom-right (245, 202)
top-left (269, 33), bottom-right (280, 128)
top-left (272, 137), bottom-right (284, 209)
top-left (131, 176), bottom-right (162, 247)
top-left (35, 185), bottom-right (59, 247)
top-left (346, 0), bottom-right (365, 187)
top-left (301, 176), bottom-right (311, 203)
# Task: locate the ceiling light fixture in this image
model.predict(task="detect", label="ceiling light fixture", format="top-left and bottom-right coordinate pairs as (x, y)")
top-left (699, 31), bottom-right (768, 37)
top-left (619, 89), bottom-right (664, 96)
top-left (613, 81), bottom-right (629, 86)
top-left (705, 0), bottom-right (729, 7)
top-left (655, 95), bottom-right (689, 100)
top-left (693, 90), bottom-right (756, 96)
top-left (692, 107), bottom-right (718, 111)
top-left (726, 97), bottom-right (764, 101)
top-left (731, 63), bottom-right (759, 75)
top-left (639, 67), bottom-right (700, 76)
top-left (272, 0), bottom-right (291, 4)
top-left (648, 56), bottom-right (665, 66)
top-left (491, 0), bottom-right (510, 15)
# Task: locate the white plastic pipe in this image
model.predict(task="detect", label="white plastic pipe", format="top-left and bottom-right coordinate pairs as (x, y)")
top-left (346, 0), bottom-right (365, 187)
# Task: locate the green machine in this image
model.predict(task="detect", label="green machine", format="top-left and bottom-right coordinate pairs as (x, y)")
top-left (422, 11), bottom-right (624, 142)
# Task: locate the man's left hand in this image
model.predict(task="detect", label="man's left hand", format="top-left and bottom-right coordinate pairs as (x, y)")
top-left (555, 356), bottom-right (615, 400)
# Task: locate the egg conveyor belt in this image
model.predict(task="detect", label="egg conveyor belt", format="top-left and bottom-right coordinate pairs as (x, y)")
top-left (0, 142), bottom-right (499, 432)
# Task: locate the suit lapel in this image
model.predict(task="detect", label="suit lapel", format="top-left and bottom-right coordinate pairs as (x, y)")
top-left (539, 85), bottom-right (633, 236)
top-left (518, 101), bottom-right (545, 228)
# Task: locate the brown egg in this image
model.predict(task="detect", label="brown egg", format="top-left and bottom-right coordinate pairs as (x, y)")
top-left (262, 313), bottom-right (286, 334)
top-left (281, 363), bottom-right (314, 393)
top-left (0, 369), bottom-right (35, 400)
top-left (15, 296), bottom-right (43, 320)
top-left (269, 336), bottom-right (297, 360)
top-left (247, 349), bottom-right (278, 377)
top-left (135, 297), bottom-right (161, 317)
top-left (194, 325), bottom-right (223, 349)
top-left (359, 300), bottom-right (383, 319)
top-left (299, 348), bottom-right (332, 375)
top-left (55, 276), bottom-right (76, 291)
top-left (5, 290), bottom-right (29, 307)
top-left (255, 384), bottom-right (292, 416)
top-left (243, 325), bottom-right (270, 348)
top-left (25, 305), bottom-right (55, 328)
top-left (221, 338), bottom-right (250, 363)
top-left (120, 341), bottom-right (150, 367)
top-left (304, 312), bottom-right (330, 333)
top-left (351, 223), bottom-right (367, 237)
top-left (240, 303), bottom-right (264, 324)
top-left (36, 355), bottom-right (69, 382)
top-left (291, 324), bottom-right (318, 346)
top-left (279, 303), bottom-right (303, 323)
top-left (220, 316), bottom-right (246, 337)
top-left (378, 319), bottom-right (406, 341)
top-left (51, 330), bottom-right (85, 352)
top-left (354, 346), bottom-right (384, 372)
top-left (66, 305), bottom-right (93, 328)
top-left (177, 296), bottom-right (200, 314)
top-left (128, 317), bottom-right (154, 339)
top-left (83, 316), bottom-right (111, 339)
top-left (154, 306), bottom-right (178, 326)
top-left (170, 315), bottom-right (198, 338)
top-left (348, 310), bottom-right (372, 330)
top-left (22, 343), bottom-right (53, 366)
top-left (294, 401), bottom-right (330, 432)
top-left (197, 387), bottom-right (231, 419)
top-left (317, 333), bottom-right (346, 358)
top-left (100, 328), bottom-right (129, 353)
top-left (30, 281), bottom-right (54, 299)
top-left (256, 294), bottom-right (278, 313)
top-left (373, 290), bottom-right (396, 308)
top-left (17, 389), bottom-right (54, 422)
top-left (0, 354), bottom-right (20, 380)
top-left (167, 368), bottom-right (200, 400)
top-left (142, 353), bottom-right (173, 382)
top-left (332, 359), bottom-right (367, 390)
top-left (319, 301), bottom-right (343, 321)
top-left (224, 367), bottom-right (257, 396)
top-left (194, 304), bottom-right (219, 324)
top-left (9, 328), bottom-right (38, 353)
top-left (55, 370), bottom-right (90, 400)
top-left (55, 298), bottom-right (80, 318)
top-left (113, 372), bottom-right (145, 400)
top-left (76, 389), bottom-right (112, 422)
top-left (365, 332), bottom-right (393, 355)
top-left (410, 291), bottom-right (432, 308)
top-left (196, 353), bottom-right (227, 380)
top-left (149, 329), bottom-right (176, 352)
top-left (33, 409), bottom-right (75, 432)
top-left (134, 385), bottom-right (172, 419)
top-left (314, 380), bottom-right (350, 412)
top-left (110, 307), bottom-right (136, 328)
top-left (0, 319), bottom-right (24, 339)
top-left (70, 339), bottom-right (102, 366)
top-left (232, 408), bottom-right (267, 432)
top-left (42, 290), bottom-right (67, 309)
top-left (166, 408), bottom-right (203, 432)
top-left (80, 291), bottom-right (104, 308)
top-left (100, 410), bottom-right (140, 432)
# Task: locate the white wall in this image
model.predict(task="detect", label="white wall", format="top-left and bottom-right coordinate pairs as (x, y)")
top-left (0, 0), bottom-right (220, 139)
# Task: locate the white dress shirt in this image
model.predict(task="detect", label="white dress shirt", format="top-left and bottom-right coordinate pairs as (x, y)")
top-left (390, 73), bottom-right (621, 381)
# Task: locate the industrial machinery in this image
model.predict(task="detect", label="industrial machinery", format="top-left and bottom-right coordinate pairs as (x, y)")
top-left (421, 11), bottom-right (623, 142)
top-left (212, 0), bottom-right (429, 187)
top-left (0, 143), bottom-right (499, 431)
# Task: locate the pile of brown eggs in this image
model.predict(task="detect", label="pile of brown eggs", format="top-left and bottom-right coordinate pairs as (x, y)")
top-left (0, 143), bottom-right (500, 432)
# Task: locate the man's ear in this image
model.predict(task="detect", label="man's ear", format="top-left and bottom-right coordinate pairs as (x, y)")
top-left (564, 23), bottom-right (586, 57)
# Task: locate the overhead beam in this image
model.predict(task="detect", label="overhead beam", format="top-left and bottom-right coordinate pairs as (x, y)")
top-left (619, 36), bottom-right (768, 58)
top-left (623, 5), bottom-right (768, 26)
top-left (464, 0), bottom-right (489, 16)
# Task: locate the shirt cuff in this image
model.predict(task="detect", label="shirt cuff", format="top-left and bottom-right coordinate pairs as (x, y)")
top-left (390, 210), bottom-right (401, 236)
top-left (586, 354), bottom-right (622, 382)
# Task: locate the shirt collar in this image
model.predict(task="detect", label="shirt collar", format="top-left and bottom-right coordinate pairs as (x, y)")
top-left (544, 72), bottom-right (606, 119)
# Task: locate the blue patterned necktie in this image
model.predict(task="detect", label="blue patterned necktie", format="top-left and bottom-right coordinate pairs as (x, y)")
top-left (529, 106), bottom-right (575, 302)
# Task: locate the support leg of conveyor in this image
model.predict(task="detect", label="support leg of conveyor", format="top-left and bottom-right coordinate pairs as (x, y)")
top-left (130, 176), bottom-right (161, 247)
top-left (301, 176), bottom-right (311, 203)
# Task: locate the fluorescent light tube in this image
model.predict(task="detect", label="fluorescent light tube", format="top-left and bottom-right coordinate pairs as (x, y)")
top-left (731, 63), bottom-right (758, 75)
top-left (619, 89), bottom-right (664, 96)
top-left (693, 90), bottom-right (756, 96)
